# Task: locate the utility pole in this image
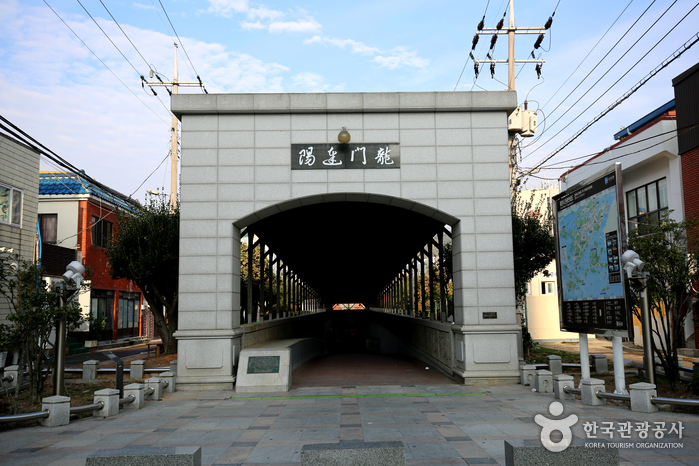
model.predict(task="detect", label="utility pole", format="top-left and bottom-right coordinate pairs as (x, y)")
top-left (142, 43), bottom-right (207, 211)
top-left (474, 0), bottom-right (549, 186)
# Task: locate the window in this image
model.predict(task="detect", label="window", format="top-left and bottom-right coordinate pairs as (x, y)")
top-left (541, 281), bottom-right (556, 295)
top-left (39, 214), bottom-right (58, 243)
top-left (0, 183), bottom-right (23, 227)
top-left (90, 290), bottom-right (114, 333)
top-left (626, 178), bottom-right (668, 234)
top-left (525, 283), bottom-right (532, 295)
top-left (118, 292), bottom-right (141, 338)
top-left (91, 216), bottom-right (113, 248)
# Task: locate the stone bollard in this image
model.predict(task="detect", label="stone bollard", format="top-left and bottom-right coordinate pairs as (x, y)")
top-left (169, 359), bottom-right (178, 375)
top-left (521, 365), bottom-right (537, 386)
top-left (83, 360), bottom-right (100, 381)
top-left (130, 360), bottom-right (145, 380)
top-left (580, 378), bottom-right (606, 406)
top-left (3, 365), bottom-right (20, 390)
top-left (553, 374), bottom-right (576, 400)
top-left (123, 383), bottom-right (145, 410)
top-left (160, 371), bottom-right (176, 393)
top-left (94, 389), bottom-right (120, 418)
top-left (41, 395), bottom-right (70, 427)
top-left (592, 354), bottom-right (609, 374)
top-left (546, 355), bottom-right (563, 374)
top-left (145, 377), bottom-right (163, 401)
top-left (629, 382), bottom-right (658, 413)
top-left (535, 370), bottom-right (553, 393)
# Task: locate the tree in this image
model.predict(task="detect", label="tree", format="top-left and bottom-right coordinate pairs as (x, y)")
top-left (628, 212), bottom-right (698, 390)
top-left (511, 182), bottom-right (556, 306)
top-left (0, 256), bottom-right (83, 411)
top-left (105, 198), bottom-right (179, 354)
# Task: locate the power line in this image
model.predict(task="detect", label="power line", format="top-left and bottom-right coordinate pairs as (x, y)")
top-left (129, 151), bottom-right (171, 197)
top-left (538, 0), bottom-right (634, 112)
top-left (42, 0), bottom-right (169, 126)
top-left (76, 0), bottom-right (141, 76)
top-left (99, 0), bottom-right (152, 70)
top-left (526, 0), bottom-right (667, 154)
top-left (526, 2), bottom-right (696, 161)
top-left (523, 31), bottom-right (699, 175)
top-left (157, 0), bottom-right (201, 81)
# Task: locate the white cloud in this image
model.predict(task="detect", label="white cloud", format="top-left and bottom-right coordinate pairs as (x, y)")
top-left (206, 0), bottom-right (249, 18)
top-left (373, 47), bottom-right (430, 70)
top-left (268, 19), bottom-right (321, 34)
top-left (304, 36), bottom-right (428, 69)
top-left (132, 3), bottom-right (156, 11)
top-left (205, 0), bottom-right (320, 34)
top-left (291, 72), bottom-right (344, 92)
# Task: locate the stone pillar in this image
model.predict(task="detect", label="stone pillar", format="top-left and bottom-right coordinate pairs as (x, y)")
top-left (521, 365), bottom-right (537, 386)
top-left (145, 377), bottom-right (163, 401)
top-left (123, 383), bottom-right (145, 410)
top-left (546, 355), bottom-right (562, 374)
top-left (130, 360), bottom-right (145, 380)
top-left (83, 360), bottom-right (100, 381)
top-left (629, 382), bottom-right (658, 413)
top-left (41, 395), bottom-right (70, 427)
top-left (580, 378), bottom-right (606, 406)
top-left (169, 360), bottom-right (178, 375)
top-left (553, 374), bottom-right (576, 400)
top-left (592, 354), bottom-right (608, 374)
top-left (160, 371), bottom-right (176, 393)
top-left (535, 370), bottom-right (553, 393)
top-left (3, 365), bottom-right (20, 390)
top-left (93, 389), bottom-right (120, 418)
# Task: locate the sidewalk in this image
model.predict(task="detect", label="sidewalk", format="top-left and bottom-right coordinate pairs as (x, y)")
top-left (1, 382), bottom-right (697, 465)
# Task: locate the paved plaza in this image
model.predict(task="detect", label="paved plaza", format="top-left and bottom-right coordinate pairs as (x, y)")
top-left (1, 380), bottom-right (697, 465)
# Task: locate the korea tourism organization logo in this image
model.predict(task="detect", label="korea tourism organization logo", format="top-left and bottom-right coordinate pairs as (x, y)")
top-left (534, 402), bottom-right (685, 452)
top-left (534, 401), bottom-right (578, 452)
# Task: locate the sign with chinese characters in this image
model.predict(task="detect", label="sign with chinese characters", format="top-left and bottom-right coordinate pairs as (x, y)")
top-left (291, 144), bottom-right (400, 170)
top-left (553, 163), bottom-right (632, 337)
top-left (247, 356), bottom-right (280, 374)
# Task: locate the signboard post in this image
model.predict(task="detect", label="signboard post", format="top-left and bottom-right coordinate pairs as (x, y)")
top-left (553, 163), bottom-right (631, 392)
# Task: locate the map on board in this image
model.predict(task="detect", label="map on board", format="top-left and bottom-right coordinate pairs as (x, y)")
top-left (554, 166), bottom-right (629, 335)
top-left (557, 185), bottom-right (623, 302)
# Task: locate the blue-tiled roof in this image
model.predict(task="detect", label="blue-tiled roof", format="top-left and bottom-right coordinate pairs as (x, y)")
top-left (39, 172), bottom-right (138, 212)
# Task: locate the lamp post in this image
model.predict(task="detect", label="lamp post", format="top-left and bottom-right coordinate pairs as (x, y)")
top-left (54, 261), bottom-right (85, 396)
top-left (621, 250), bottom-right (654, 385)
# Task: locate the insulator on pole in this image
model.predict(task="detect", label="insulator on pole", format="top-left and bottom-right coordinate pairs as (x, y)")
top-left (478, 16), bottom-right (485, 30)
top-left (496, 18), bottom-right (504, 30)
top-left (490, 62), bottom-right (496, 78)
top-left (535, 63), bottom-right (542, 79)
top-left (545, 16), bottom-right (553, 29)
top-left (469, 51), bottom-right (475, 60)
top-left (534, 33), bottom-right (544, 49)
top-left (490, 34), bottom-right (498, 49)
top-left (472, 34), bottom-right (479, 50)
top-left (474, 63), bottom-right (479, 78)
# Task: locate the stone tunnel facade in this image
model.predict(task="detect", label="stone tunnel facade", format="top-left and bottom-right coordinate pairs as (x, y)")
top-left (172, 91), bottom-right (521, 390)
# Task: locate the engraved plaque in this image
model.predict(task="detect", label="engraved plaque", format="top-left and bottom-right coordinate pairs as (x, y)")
top-left (247, 356), bottom-right (280, 374)
top-left (482, 312), bottom-right (498, 319)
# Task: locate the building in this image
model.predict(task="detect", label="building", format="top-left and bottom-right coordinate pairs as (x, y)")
top-left (560, 100), bottom-right (696, 349)
top-left (0, 133), bottom-right (40, 324)
top-left (172, 91), bottom-right (521, 390)
top-left (38, 172), bottom-right (143, 342)
top-left (672, 61), bottom-right (699, 350)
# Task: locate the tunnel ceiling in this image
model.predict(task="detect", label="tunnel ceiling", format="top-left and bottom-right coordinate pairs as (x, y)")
top-left (246, 202), bottom-right (446, 305)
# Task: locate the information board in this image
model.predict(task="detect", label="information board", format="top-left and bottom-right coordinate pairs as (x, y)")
top-left (553, 163), bottom-right (631, 337)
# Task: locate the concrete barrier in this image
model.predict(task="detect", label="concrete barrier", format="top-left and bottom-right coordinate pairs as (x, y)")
top-left (504, 439), bottom-right (618, 465)
top-left (86, 446), bottom-right (201, 465)
top-left (301, 440), bottom-right (405, 465)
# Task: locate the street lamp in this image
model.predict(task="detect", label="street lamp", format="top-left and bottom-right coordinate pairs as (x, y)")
top-left (621, 249), bottom-right (654, 384)
top-left (55, 261), bottom-right (85, 396)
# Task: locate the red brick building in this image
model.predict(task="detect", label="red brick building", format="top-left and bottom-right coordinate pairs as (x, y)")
top-left (39, 172), bottom-right (144, 342)
top-left (673, 62), bottom-right (699, 348)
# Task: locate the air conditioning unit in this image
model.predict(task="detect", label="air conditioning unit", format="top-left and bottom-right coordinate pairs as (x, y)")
top-left (521, 110), bottom-right (538, 137)
top-left (508, 106), bottom-right (523, 132)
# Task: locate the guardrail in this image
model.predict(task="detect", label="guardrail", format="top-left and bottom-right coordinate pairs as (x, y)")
top-left (70, 401), bottom-right (105, 415)
top-left (0, 410), bottom-right (49, 423)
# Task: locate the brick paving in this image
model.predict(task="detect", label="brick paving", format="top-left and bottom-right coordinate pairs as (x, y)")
top-left (1, 355), bottom-right (698, 465)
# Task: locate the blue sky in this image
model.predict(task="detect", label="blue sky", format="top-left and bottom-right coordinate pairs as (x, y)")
top-left (0, 0), bottom-right (697, 202)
